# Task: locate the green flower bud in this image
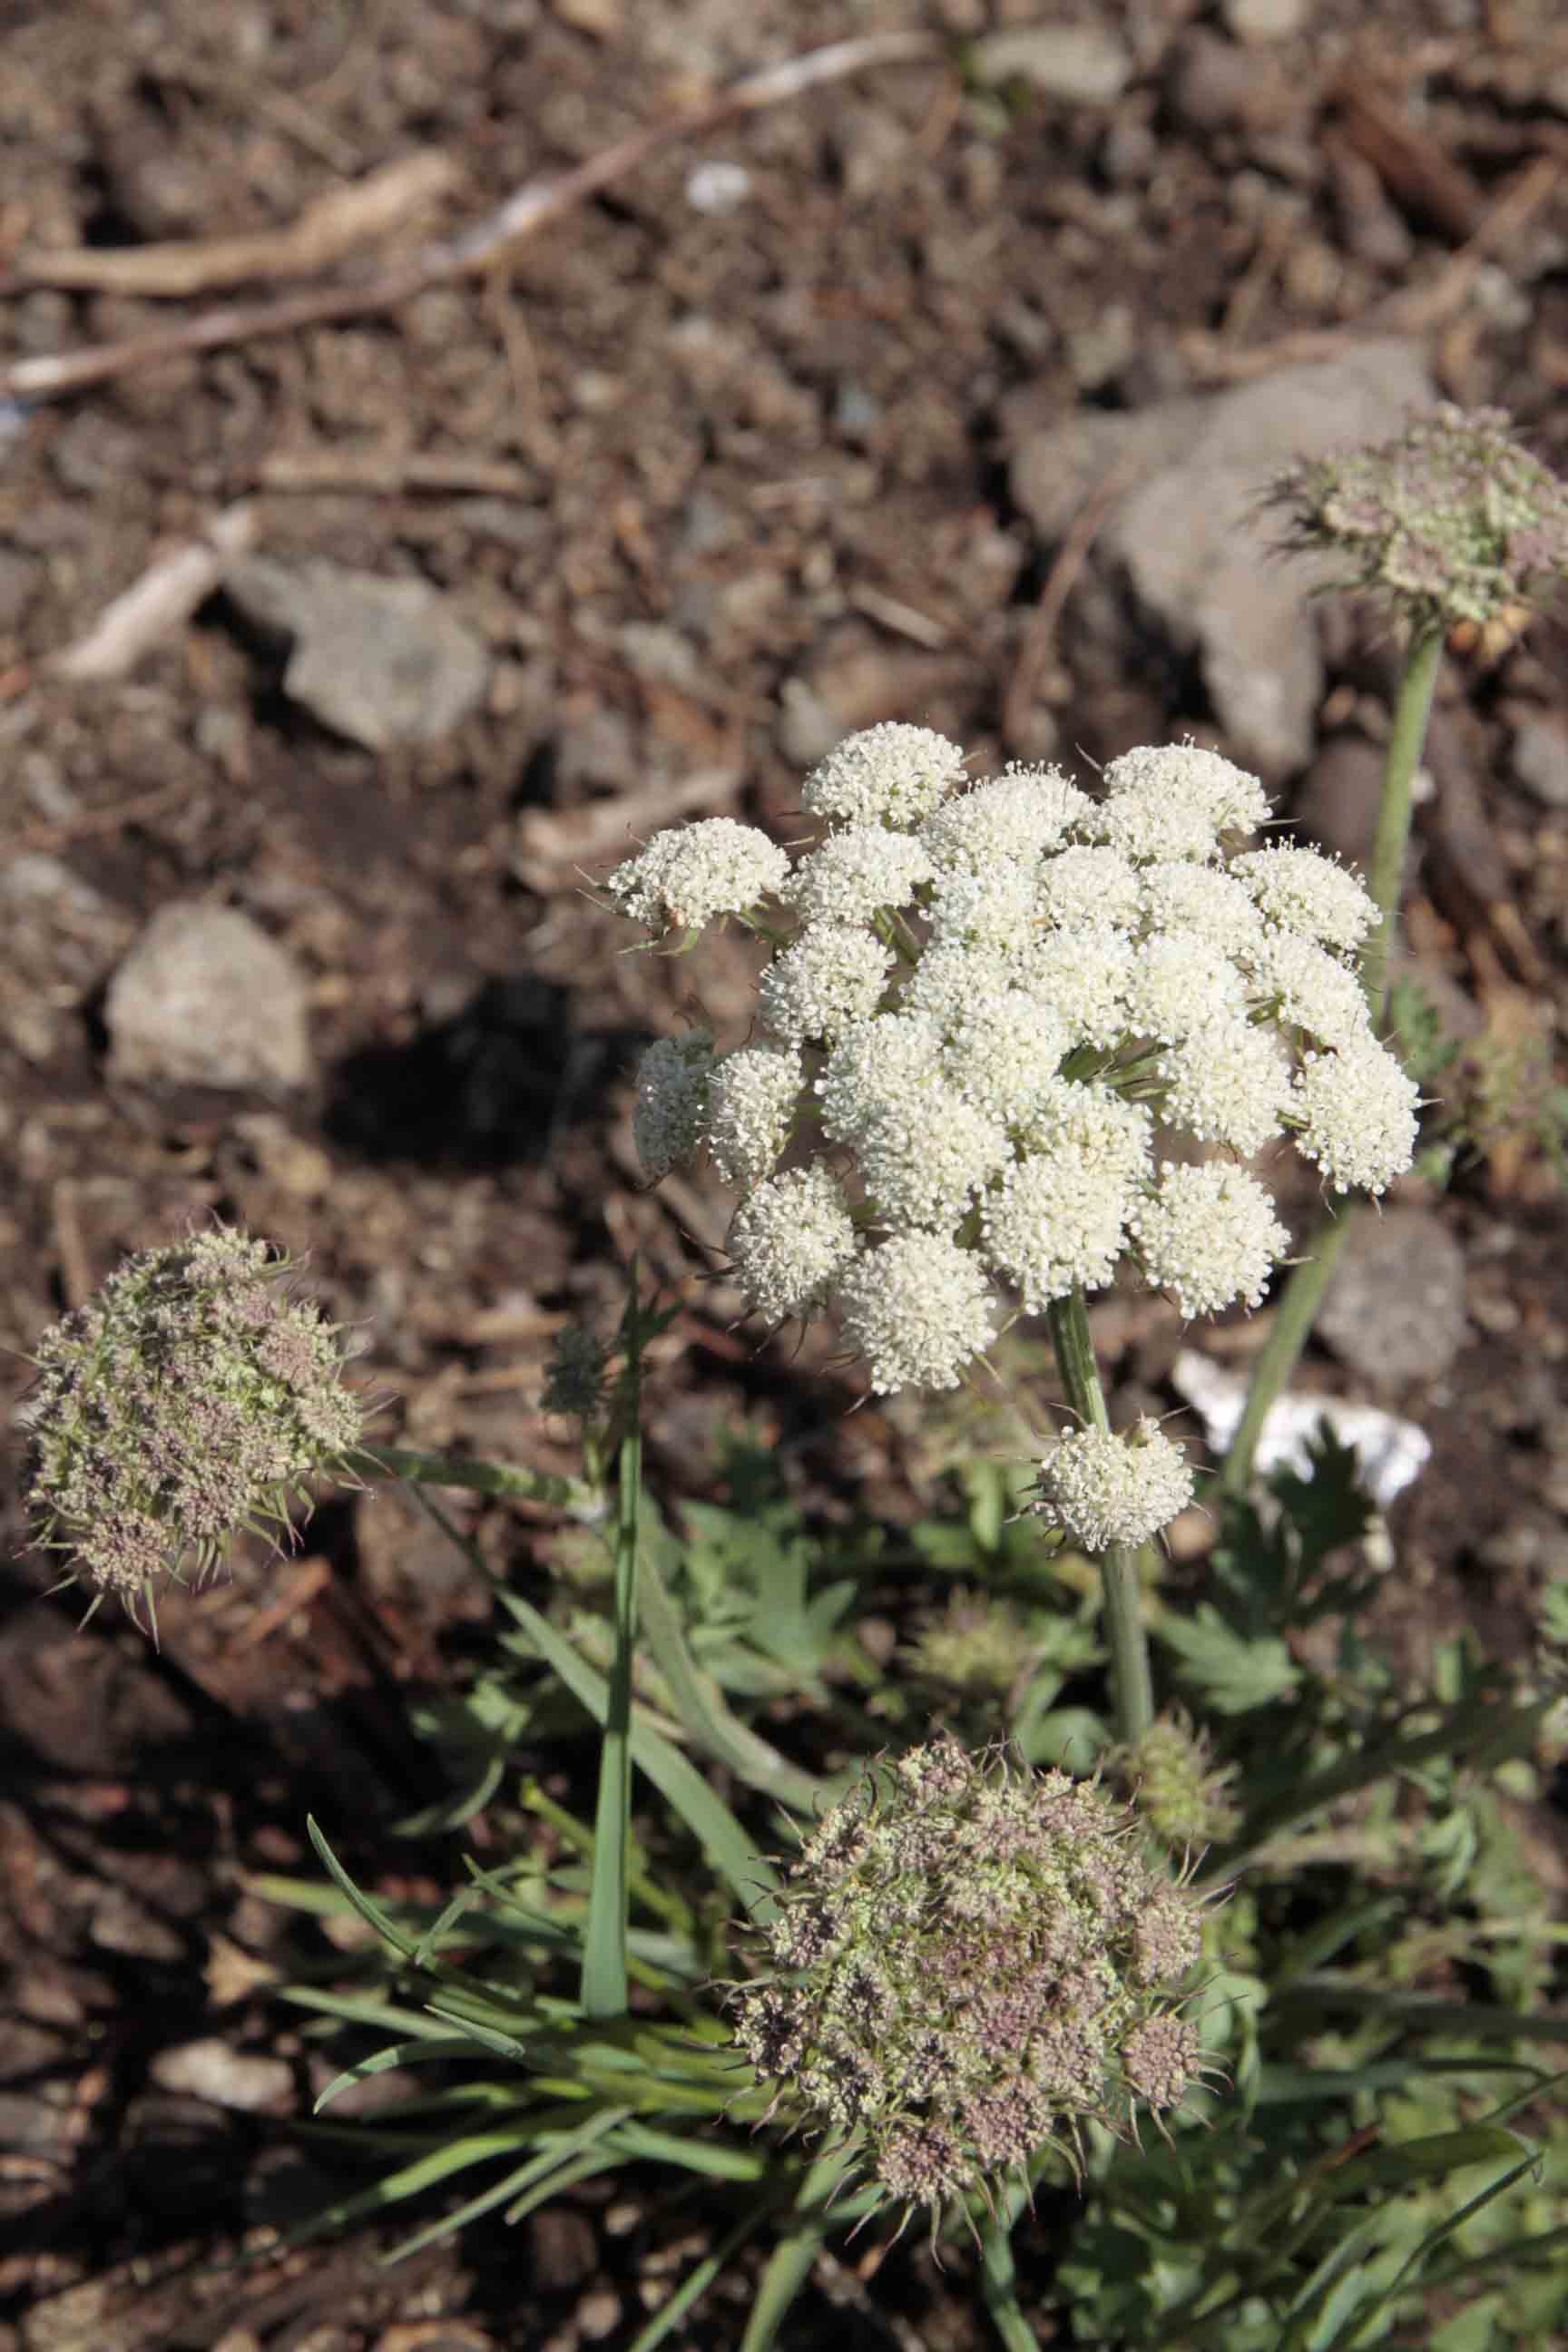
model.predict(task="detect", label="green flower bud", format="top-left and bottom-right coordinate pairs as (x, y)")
top-left (1115, 1711), bottom-right (1240, 1849)
top-left (729, 1734), bottom-right (1210, 2224)
top-left (19, 1228), bottom-right (365, 1620)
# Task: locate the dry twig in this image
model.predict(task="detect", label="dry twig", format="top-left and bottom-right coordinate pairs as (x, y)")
top-left (0, 32), bottom-right (940, 407)
top-left (15, 153), bottom-right (457, 299)
top-left (51, 505), bottom-right (256, 680)
top-left (256, 448), bottom-right (534, 496)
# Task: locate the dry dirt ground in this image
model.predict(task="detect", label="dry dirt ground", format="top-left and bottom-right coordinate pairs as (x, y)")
top-left (3, 2), bottom-right (1568, 2347)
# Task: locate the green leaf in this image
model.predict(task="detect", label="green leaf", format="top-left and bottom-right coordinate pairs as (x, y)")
top-left (1331, 2124), bottom-right (1533, 2193)
top-left (496, 1590), bottom-right (779, 1919)
top-left (1156, 1602), bottom-right (1301, 1713)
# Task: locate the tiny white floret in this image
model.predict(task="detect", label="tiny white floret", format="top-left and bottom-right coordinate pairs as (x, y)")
top-left (1291, 1039), bottom-right (1419, 1193)
top-left (1131, 1160), bottom-right (1290, 1318)
top-left (758, 924), bottom-right (892, 1045)
top-left (1232, 844), bottom-right (1377, 954)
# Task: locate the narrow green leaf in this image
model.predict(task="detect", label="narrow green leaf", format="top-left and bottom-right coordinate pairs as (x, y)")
top-left (497, 1590), bottom-right (779, 1918)
top-left (1330, 2123), bottom-right (1532, 2193)
top-left (382, 2111), bottom-right (631, 2262)
top-left (582, 1294), bottom-right (645, 2022)
top-left (626, 2198), bottom-right (777, 2352)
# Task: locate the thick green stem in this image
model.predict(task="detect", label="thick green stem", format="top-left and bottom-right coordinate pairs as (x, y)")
top-left (1216, 1215), bottom-right (1350, 1499)
top-left (1045, 1289), bottom-right (1155, 1746)
top-left (1221, 622), bottom-right (1445, 1497)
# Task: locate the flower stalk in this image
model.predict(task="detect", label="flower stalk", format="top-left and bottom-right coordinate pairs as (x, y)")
top-left (1227, 404), bottom-right (1568, 1495)
top-left (1046, 1289), bottom-right (1155, 1746)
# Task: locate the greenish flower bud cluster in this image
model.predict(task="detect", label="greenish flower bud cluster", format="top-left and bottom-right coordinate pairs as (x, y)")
top-left (20, 1228), bottom-right (364, 1612)
top-left (1268, 404), bottom-right (1568, 633)
top-left (909, 1593), bottom-right (1034, 1699)
top-left (1117, 1712), bottom-right (1240, 1849)
top-left (730, 1734), bottom-right (1208, 2221)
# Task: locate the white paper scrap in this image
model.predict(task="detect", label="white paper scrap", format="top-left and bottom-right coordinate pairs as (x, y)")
top-left (1171, 1349), bottom-right (1431, 1510)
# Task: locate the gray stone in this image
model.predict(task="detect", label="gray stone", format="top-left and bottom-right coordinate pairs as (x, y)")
top-left (225, 555), bottom-right (489, 750)
top-left (1318, 1209), bottom-right (1469, 1388)
top-left (1223, 0), bottom-right (1308, 39)
top-left (1008, 339), bottom-right (1433, 774)
top-left (106, 900), bottom-right (313, 1093)
top-left (1505, 704), bottom-right (1568, 808)
top-left (151, 2038), bottom-right (293, 2112)
top-left (972, 26), bottom-right (1133, 104)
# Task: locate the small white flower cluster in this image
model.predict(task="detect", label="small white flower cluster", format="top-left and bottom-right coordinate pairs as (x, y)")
top-left (1030, 1418), bottom-right (1195, 1551)
top-left (610, 730), bottom-right (1418, 1396)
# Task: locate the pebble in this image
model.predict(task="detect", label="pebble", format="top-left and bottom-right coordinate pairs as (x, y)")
top-left (1318, 1210), bottom-right (1469, 1388)
top-left (1009, 338), bottom-right (1433, 775)
top-left (105, 900), bottom-right (313, 1093)
top-left (1222, 0), bottom-right (1308, 38)
top-left (224, 556), bottom-right (489, 750)
top-left (971, 25), bottom-right (1133, 104)
top-left (150, 2038), bottom-right (293, 2112)
top-left (1505, 704), bottom-right (1568, 808)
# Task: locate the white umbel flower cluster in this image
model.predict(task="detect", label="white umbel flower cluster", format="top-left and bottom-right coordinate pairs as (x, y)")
top-left (605, 818), bottom-right (789, 935)
top-left (612, 730), bottom-right (1419, 1394)
top-left (1030, 1418), bottom-right (1195, 1551)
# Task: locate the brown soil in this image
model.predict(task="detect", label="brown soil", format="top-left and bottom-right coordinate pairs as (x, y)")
top-left (2, 3), bottom-right (1567, 2346)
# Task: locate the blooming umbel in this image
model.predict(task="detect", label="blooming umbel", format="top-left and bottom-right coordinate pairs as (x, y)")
top-left (730, 1734), bottom-right (1208, 2223)
top-left (1028, 1417), bottom-right (1196, 1552)
top-left (19, 1229), bottom-right (364, 1615)
top-left (612, 727), bottom-right (1420, 1398)
top-left (1266, 404), bottom-right (1568, 636)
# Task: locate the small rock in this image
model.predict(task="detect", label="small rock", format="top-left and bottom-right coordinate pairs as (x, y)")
top-left (685, 160), bottom-right (750, 214)
top-left (1318, 1210), bottom-right (1469, 1388)
top-left (575, 2289), bottom-right (622, 2343)
top-left (1222, 0), bottom-right (1307, 38)
top-left (524, 2205), bottom-right (598, 2290)
top-left (1008, 339), bottom-right (1434, 774)
top-left (1164, 32), bottom-right (1298, 142)
top-left (777, 638), bottom-right (964, 767)
top-left (225, 556), bottom-right (488, 750)
top-left (972, 25), bottom-right (1133, 104)
top-left (105, 900), bottom-right (313, 1093)
top-left (151, 2038), bottom-right (293, 2112)
top-left (90, 1886), bottom-right (187, 1963)
top-left (1505, 704), bottom-right (1568, 808)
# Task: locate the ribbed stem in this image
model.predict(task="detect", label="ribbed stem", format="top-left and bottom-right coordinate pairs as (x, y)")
top-left (1046, 1289), bottom-right (1155, 1745)
top-left (1362, 621), bottom-right (1444, 1027)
